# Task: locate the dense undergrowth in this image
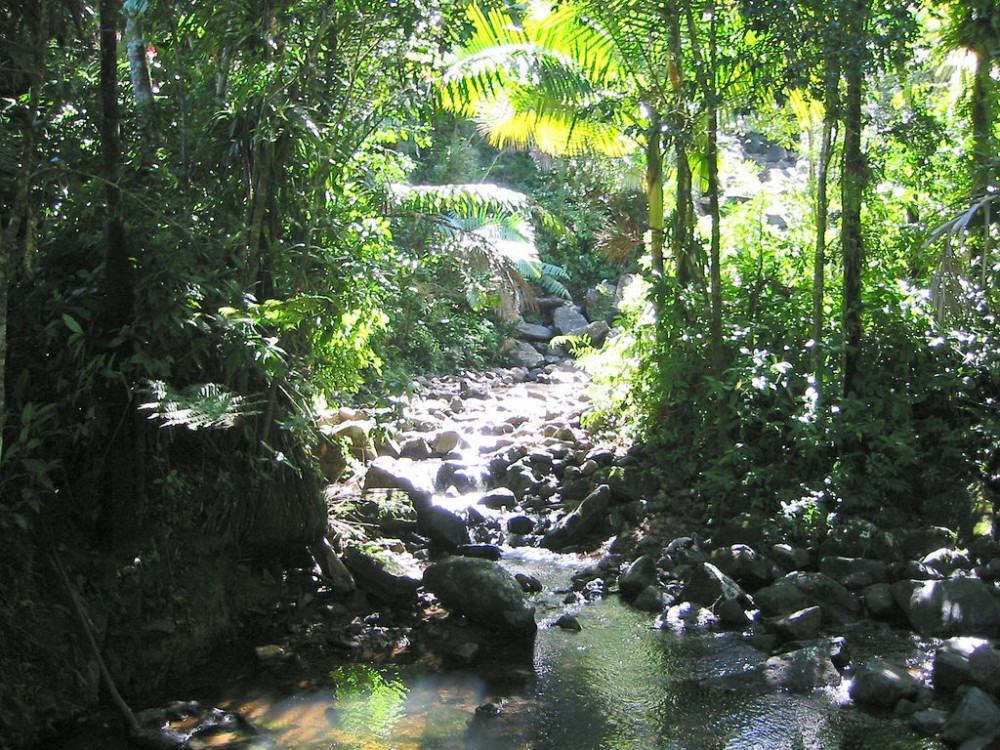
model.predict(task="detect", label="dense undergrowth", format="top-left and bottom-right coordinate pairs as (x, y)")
top-left (2, 0), bottom-right (1000, 747)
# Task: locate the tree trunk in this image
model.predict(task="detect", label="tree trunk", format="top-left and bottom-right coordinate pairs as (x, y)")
top-left (840, 1), bottom-right (869, 397)
top-left (971, 45), bottom-right (995, 278)
top-left (97, 0), bottom-right (138, 551)
top-left (646, 110), bottom-right (665, 280)
top-left (666, 0), bottom-right (697, 287)
top-left (811, 62), bottom-right (839, 381)
top-left (704, 5), bottom-right (723, 375)
top-left (125, 3), bottom-right (159, 164)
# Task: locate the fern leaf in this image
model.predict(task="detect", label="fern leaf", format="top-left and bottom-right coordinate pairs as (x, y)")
top-left (140, 380), bottom-right (256, 430)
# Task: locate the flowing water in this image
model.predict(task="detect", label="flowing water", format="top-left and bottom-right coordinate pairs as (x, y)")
top-left (45, 367), bottom-right (948, 749)
top-left (114, 547), bottom-right (938, 750)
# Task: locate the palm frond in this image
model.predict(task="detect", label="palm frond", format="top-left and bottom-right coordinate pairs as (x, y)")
top-left (439, 1), bottom-right (639, 159)
top-left (139, 380), bottom-right (256, 430)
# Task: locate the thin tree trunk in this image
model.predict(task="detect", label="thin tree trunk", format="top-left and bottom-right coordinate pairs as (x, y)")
top-left (646, 110), bottom-right (665, 280)
top-left (125, 3), bottom-right (158, 164)
top-left (97, 0), bottom-right (138, 551)
top-left (840, 1), bottom-right (869, 397)
top-left (666, 0), bottom-right (696, 287)
top-left (811, 62), bottom-right (839, 381)
top-left (702, 4), bottom-right (723, 375)
top-left (971, 46), bottom-right (995, 278)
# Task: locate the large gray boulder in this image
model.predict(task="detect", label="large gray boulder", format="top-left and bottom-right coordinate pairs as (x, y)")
top-left (849, 659), bottom-right (922, 709)
top-left (891, 579), bottom-right (1000, 638)
top-left (418, 505), bottom-right (471, 551)
top-left (682, 562), bottom-right (749, 611)
top-left (501, 339), bottom-right (546, 369)
top-left (516, 322), bottom-right (554, 342)
top-left (933, 638), bottom-right (1000, 696)
top-left (364, 456), bottom-right (433, 505)
top-left (567, 320), bottom-right (612, 348)
top-left (541, 484), bottom-right (611, 550)
top-left (552, 304), bottom-right (590, 335)
top-left (754, 572), bottom-right (861, 624)
top-left (710, 544), bottom-right (776, 589)
top-left (342, 544), bottom-right (422, 604)
top-left (619, 555), bottom-right (659, 601)
top-left (941, 687), bottom-right (1000, 746)
top-left (818, 556), bottom-right (890, 590)
top-left (423, 557), bottom-right (537, 638)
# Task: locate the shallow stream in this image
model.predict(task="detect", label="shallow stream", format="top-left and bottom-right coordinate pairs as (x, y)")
top-left (128, 548), bottom-right (943, 750)
top-left (47, 367), bottom-right (950, 749)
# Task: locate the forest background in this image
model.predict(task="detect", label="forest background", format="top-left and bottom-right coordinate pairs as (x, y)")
top-left (1, 0), bottom-right (999, 745)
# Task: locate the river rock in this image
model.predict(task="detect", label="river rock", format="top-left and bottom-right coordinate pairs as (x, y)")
top-left (941, 687), bottom-right (1000, 745)
top-left (619, 554), bottom-right (659, 600)
top-left (418, 505), bottom-right (471, 551)
top-left (584, 282), bottom-right (617, 323)
top-left (818, 556), bottom-right (890, 590)
top-left (682, 562), bottom-right (750, 612)
top-left (432, 430), bottom-right (463, 456)
top-left (554, 613), bottom-right (583, 631)
top-left (934, 638), bottom-right (1000, 696)
top-left (456, 544), bottom-right (503, 560)
top-left (849, 659), bottom-right (922, 709)
top-left (501, 339), bottom-right (545, 369)
top-left (134, 701), bottom-right (259, 750)
top-left (507, 515), bottom-right (535, 535)
top-left (909, 708), bottom-right (950, 736)
top-left (552, 304), bottom-right (590, 335)
top-left (770, 543), bottom-right (811, 572)
top-left (436, 461), bottom-right (487, 493)
top-left (921, 547), bottom-right (971, 578)
top-left (754, 572), bottom-right (861, 624)
top-left (704, 645), bottom-right (841, 694)
top-left (357, 488), bottom-right (418, 535)
top-left (633, 585), bottom-right (669, 613)
top-left (516, 322), bottom-right (554, 342)
top-left (399, 435), bottom-right (433, 459)
top-left (710, 544), bottom-right (776, 589)
top-left (541, 484), bottom-right (611, 550)
top-left (342, 544), bottom-right (422, 604)
top-left (567, 320), bottom-right (612, 348)
top-left (363, 456), bottom-right (433, 505)
top-left (767, 606), bottom-right (823, 643)
top-left (423, 557), bottom-right (537, 637)
top-left (891, 579), bottom-right (1000, 637)
top-left (863, 582), bottom-right (898, 620)
top-left (479, 487), bottom-right (518, 510)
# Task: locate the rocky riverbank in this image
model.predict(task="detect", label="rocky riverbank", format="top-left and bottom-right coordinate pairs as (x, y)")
top-left (232, 342), bottom-right (1000, 749)
top-left (49, 327), bottom-right (1000, 749)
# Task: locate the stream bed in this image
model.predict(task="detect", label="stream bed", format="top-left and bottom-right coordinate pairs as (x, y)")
top-left (42, 364), bottom-right (962, 749)
top-left (210, 549), bottom-right (943, 750)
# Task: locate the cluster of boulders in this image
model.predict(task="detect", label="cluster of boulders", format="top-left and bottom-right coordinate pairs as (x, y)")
top-left (501, 281), bottom-right (630, 370)
top-left (279, 355), bottom-right (1000, 747)
top-left (558, 512), bottom-right (1000, 747)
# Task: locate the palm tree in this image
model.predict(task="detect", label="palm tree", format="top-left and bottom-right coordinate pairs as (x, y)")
top-left (438, 1), bottom-right (681, 294)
